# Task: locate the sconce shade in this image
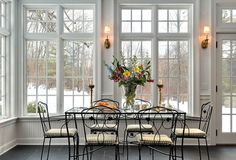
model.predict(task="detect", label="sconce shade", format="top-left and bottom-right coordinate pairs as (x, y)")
top-left (104, 26), bottom-right (110, 34)
top-left (203, 26), bottom-right (210, 34)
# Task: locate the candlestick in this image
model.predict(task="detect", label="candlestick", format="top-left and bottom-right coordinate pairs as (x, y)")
top-left (157, 80), bottom-right (164, 106)
top-left (89, 83), bottom-right (95, 107)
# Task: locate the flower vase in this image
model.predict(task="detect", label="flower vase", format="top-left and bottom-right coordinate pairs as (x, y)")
top-left (123, 84), bottom-right (137, 111)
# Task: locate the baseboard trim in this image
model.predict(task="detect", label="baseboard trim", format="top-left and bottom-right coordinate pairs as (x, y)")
top-left (0, 139), bottom-right (17, 155)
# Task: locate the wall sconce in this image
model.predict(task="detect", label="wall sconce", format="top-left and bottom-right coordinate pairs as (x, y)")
top-left (104, 26), bottom-right (111, 49)
top-left (201, 26), bottom-right (210, 49)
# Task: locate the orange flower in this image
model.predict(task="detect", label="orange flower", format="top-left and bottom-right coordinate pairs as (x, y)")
top-left (123, 70), bottom-right (131, 77)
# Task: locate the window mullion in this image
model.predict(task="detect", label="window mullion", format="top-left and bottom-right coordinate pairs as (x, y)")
top-left (57, 6), bottom-right (63, 113)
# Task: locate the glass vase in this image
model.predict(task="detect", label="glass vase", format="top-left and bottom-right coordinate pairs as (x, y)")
top-left (123, 83), bottom-right (137, 111)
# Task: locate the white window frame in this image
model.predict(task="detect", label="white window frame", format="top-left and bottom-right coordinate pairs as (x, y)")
top-left (116, 0), bottom-right (199, 115)
top-left (216, 4), bottom-right (236, 32)
top-left (20, 1), bottom-right (101, 116)
top-left (0, 0), bottom-right (10, 119)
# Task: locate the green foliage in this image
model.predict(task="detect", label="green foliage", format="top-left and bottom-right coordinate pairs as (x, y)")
top-left (27, 102), bottom-right (37, 113)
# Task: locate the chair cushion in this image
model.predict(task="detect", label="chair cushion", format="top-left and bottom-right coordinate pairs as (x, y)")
top-left (175, 128), bottom-right (207, 137)
top-left (90, 124), bottom-right (117, 132)
top-left (86, 134), bottom-right (118, 145)
top-left (136, 134), bottom-right (173, 145)
top-left (127, 124), bottom-right (153, 132)
top-left (45, 128), bottom-right (78, 137)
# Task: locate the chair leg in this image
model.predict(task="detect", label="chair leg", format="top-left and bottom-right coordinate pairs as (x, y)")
top-left (151, 149), bottom-right (154, 160)
top-left (41, 138), bottom-right (46, 160)
top-left (198, 138), bottom-right (202, 160)
top-left (47, 138), bottom-right (52, 160)
top-left (181, 137), bottom-right (184, 160)
top-left (73, 137), bottom-right (76, 160)
top-left (82, 145), bottom-right (86, 160)
top-left (89, 146), bottom-right (93, 160)
top-left (126, 133), bottom-right (129, 160)
top-left (76, 135), bottom-right (79, 160)
top-left (205, 138), bottom-right (210, 160)
top-left (86, 146), bottom-right (89, 160)
top-left (138, 145), bottom-right (141, 160)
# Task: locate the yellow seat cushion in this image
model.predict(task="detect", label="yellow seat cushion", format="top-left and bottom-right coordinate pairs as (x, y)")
top-left (86, 134), bottom-right (118, 145)
top-left (90, 124), bottom-right (117, 131)
top-left (136, 134), bottom-right (173, 145)
top-left (175, 128), bottom-right (207, 137)
top-left (127, 124), bottom-right (153, 132)
top-left (45, 128), bottom-right (78, 137)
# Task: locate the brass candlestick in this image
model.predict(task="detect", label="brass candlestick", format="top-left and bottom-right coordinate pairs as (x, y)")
top-left (157, 83), bottom-right (164, 106)
top-left (89, 84), bottom-right (95, 107)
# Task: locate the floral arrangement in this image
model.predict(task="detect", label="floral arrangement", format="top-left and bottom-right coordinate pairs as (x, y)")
top-left (105, 55), bottom-right (153, 109)
top-left (105, 55), bottom-right (154, 86)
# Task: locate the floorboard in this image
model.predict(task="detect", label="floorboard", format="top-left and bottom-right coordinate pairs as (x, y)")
top-left (0, 145), bottom-right (236, 160)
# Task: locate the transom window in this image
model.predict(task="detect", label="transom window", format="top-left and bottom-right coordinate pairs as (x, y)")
top-left (222, 9), bottom-right (236, 24)
top-left (26, 9), bottom-right (56, 33)
top-left (64, 9), bottom-right (94, 33)
top-left (120, 5), bottom-right (192, 113)
top-left (121, 9), bottom-right (152, 33)
top-left (158, 9), bottom-right (188, 33)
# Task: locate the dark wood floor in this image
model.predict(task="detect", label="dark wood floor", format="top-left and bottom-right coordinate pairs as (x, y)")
top-left (0, 145), bottom-right (236, 160)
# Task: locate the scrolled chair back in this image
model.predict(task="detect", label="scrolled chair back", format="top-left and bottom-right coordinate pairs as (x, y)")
top-left (37, 101), bottom-right (51, 136)
top-left (199, 102), bottom-right (213, 134)
top-left (81, 105), bottom-right (121, 145)
top-left (137, 106), bottom-right (179, 144)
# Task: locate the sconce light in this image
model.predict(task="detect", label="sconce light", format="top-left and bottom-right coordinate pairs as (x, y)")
top-left (104, 26), bottom-right (111, 49)
top-left (201, 26), bottom-right (210, 49)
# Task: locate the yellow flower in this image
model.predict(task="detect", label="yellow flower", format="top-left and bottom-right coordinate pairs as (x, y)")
top-left (138, 64), bottom-right (144, 70)
top-left (133, 66), bottom-right (140, 73)
top-left (123, 70), bottom-right (131, 77)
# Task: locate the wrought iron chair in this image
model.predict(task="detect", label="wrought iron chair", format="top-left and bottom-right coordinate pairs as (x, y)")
top-left (38, 101), bottom-right (79, 160)
top-left (81, 105), bottom-right (121, 160)
top-left (90, 99), bottom-right (119, 133)
top-left (133, 106), bottom-right (179, 160)
top-left (124, 99), bottom-right (152, 158)
top-left (174, 102), bottom-right (213, 160)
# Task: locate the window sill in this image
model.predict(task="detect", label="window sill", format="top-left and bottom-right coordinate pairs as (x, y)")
top-left (0, 117), bottom-right (17, 127)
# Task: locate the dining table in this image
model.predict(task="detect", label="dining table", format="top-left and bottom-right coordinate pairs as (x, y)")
top-left (64, 106), bottom-right (186, 160)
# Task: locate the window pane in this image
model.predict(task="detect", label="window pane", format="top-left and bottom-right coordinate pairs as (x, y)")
top-left (180, 9), bottom-right (188, 20)
top-left (233, 115), bottom-right (236, 132)
top-left (222, 96), bottom-right (231, 114)
top-left (121, 9), bottom-right (151, 33)
top-left (122, 22), bottom-right (131, 33)
top-left (26, 41), bottom-right (57, 113)
top-left (158, 40), bottom-right (190, 110)
top-left (142, 10), bottom-right (151, 20)
top-left (63, 9), bottom-right (94, 33)
top-left (158, 8), bottom-right (189, 33)
top-left (26, 9), bottom-right (56, 33)
top-left (64, 41), bottom-right (94, 108)
top-left (142, 22), bottom-right (151, 32)
top-left (132, 10), bottom-right (141, 20)
top-left (169, 10), bottom-right (177, 20)
top-left (222, 9), bottom-right (231, 23)
top-left (232, 10), bottom-right (236, 23)
top-left (232, 97), bottom-right (236, 114)
top-left (222, 115), bottom-right (231, 132)
top-left (122, 9), bottom-right (131, 20)
top-left (158, 22), bottom-right (167, 32)
top-left (158, 10), bottom-right (167, 20)
top-left (132, 22), bottom-right (141, 32)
